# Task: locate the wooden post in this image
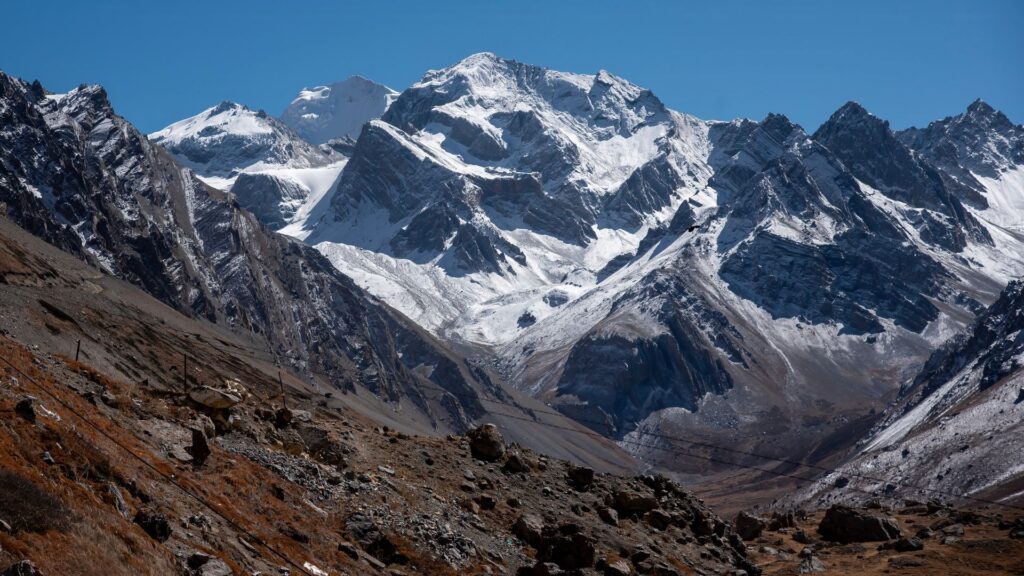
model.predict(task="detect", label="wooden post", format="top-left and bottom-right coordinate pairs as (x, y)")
top-left (278, 370), bottom-right (287, 409)
top-left (74, 340), bottom-right (81, 362)
top-left (183, 353), bottom-right (188, 393)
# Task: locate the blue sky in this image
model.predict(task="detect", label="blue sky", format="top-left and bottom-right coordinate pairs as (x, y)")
top-left (3, 0), bottom-right (1021, 133)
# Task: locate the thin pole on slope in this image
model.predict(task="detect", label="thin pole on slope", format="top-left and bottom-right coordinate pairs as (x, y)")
top-left (183, 352), bottom-right (188, 394)
top-left (74, 340), bottom-right (81, 362)
top-left (278, 370), bottom-right (287, 410)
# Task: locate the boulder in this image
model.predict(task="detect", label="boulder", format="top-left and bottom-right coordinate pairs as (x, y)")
top-left (645, 509), bottom-right (672, 531)
top-left (133, 509), bottom-right (172, 542)
top-left (188, 386), bottom-right (241, 410)
top-left (881, 537), bottom-right (924, 552)
top-left (274, 407), bottom-right (294, 428)
top-left (474, 494), bottom-right (498, 510)
top-left (14, 398), bottom-right (36, 423)
top-left (597, 507), bottom-right (619, 526)
top-left (535, 524), bottom-right (596, 570)
top-left (818, 505), bottom-right (902, 543)
top-left (734, 511), bottom-right (766, 541)
top-left (612, 490), bottom-right (659, 516)
top-left (503, 451), bottom-right (531, 473)
top-left (798, 556), bottom-right (825, 573)
top-left (467, 424), bottom-right (506, 461)
top-left (567, 465), bottom-right (595, 491)
top-left (513, 514), bottom-right (545, 547)
top-left (531, 562), bottom-right (565, 576)
top-left (941, 524), bottom-right (964, 537)
top-left (196, 560), bottom-right (231, 576)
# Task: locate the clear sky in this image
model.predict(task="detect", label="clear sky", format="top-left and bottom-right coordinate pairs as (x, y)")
top-left (3, 0), bottom-right (1021, 134)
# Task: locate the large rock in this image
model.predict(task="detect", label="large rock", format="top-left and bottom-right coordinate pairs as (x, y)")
top-left (503, 451), bottom-right (532, 473)
top-left (188, 386), bottom-right (242, 410)
top-left (612, 490), bottom-right (659, 516)
top-left (567, 465), bottom-right (595, 491)
top-left (134, 510), bottom-right (172, 542)
top-left (513, 514), bottom-right (545, 547)
top-left (535, 524), bottom-right (596, 570)
top-left (817, 505), bottom-right (902, 543)
top-left (798, 556), bottom-right (825, 573)
top-left (14, 398), bottom-right (36, 423)
top-left (467, 424), bottom-right (506, 462)
top-left (734, 511), bottom-right (767, 541)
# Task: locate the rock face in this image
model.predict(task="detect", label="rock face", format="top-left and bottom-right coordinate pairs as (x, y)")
top-left (898, 99), bottom-right (1024, 209)
top-left (813, 102), bottom-right (990, 251)
top-left (11, 52), bottom-right (1024, 503)
top-left (796, 280), bottom-right (1024, 506)
top-left (612, 490), bottom-right (659, 517)
top-left (817, 505), bottom-right (902, 543)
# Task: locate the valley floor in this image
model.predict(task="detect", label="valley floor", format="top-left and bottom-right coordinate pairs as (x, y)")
top-left (750, 506), bottom-right (1024, 575)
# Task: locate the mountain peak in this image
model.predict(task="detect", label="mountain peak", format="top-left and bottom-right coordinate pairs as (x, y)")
top-left (151, 98), bottom-right (328, 178)
top-left (211, 100), bottom-right (245, 115)
top-left (761, 112), bottom-right (801, 139)
top-left (966, 97), bottom-right (995, 115)
top-left (814, 101), bottom-right (892, 146)
top-left (828, 101), bottom-right (886, 129)
top-left (961, 97), bottom-right (1015, 131)
top-left (280, 75), bottom-right (397, 144)
top-left (459, 51), bottom-right (502, 64)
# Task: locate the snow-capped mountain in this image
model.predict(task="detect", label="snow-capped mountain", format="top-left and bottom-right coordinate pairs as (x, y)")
top-left (149, 101), bottom-right (345, 229)
top-left (0, 71), bottom-right (621, 455)
top-left (296, 53), bottom-right (1024, 476)
top-left (796, 278), bottom-right (1024, 506)
top-left (307, 52), bottom-right (711, 330)
top-left (279, 75), bottom-right (398, 145)
top-left (150, 100), bottom-right (333, 181)
top-left (898, 99), bottom-right (1024, 235)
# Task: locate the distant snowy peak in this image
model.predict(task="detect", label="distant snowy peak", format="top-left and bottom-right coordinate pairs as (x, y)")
top-left (900, 99), bottom-right (1023, 175)
top-left (896, 100), bottom-right (1024, 242)
top-left (310, 52), bottom-right (713, 285)
top-left (279, 76), bottom-right (398, 144)
top-left (150, 101), bottom-right (333, 178)
top-left (151, 101), bottom-right (344, 230)
top-left (382, 52), bottom-right (678, 199)
top-left (898, 99), bottom-right (1024, 195)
